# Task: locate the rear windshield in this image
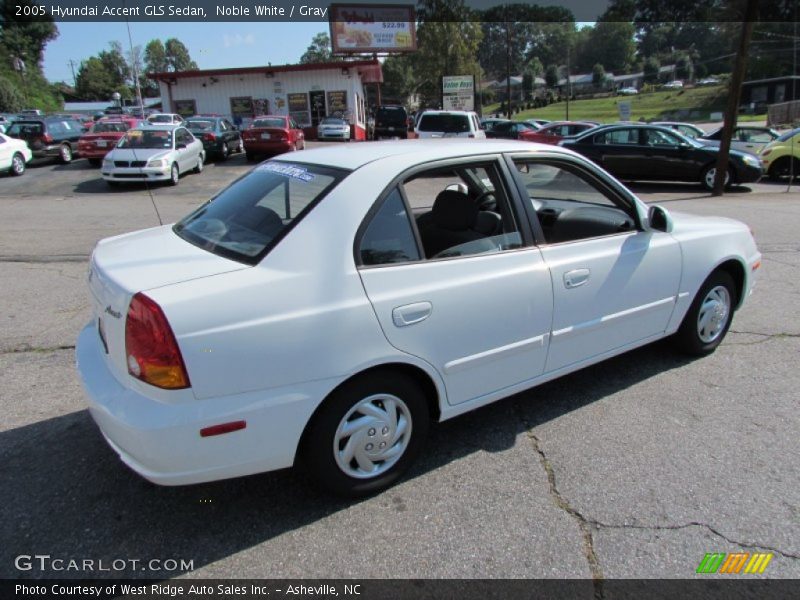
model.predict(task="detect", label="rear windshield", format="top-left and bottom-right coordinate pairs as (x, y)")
top-left (6, 122), bottom-right (43, 136)
top-left (117, 129), bottom-right (173, 149)
top-left (376, 107), bottom-right (407, 125)
top-left (186, 119), bottom-right (215, 131)
top-left (174, 161), bottom-right (347, 265)
top-left (148, 115), bottom-right (173, 123)
top-left (93, 121), bottom-right (130, 133)
top-left (418, 114), bottom-right (470, 133)
top-left (252, 118), bottom-right (286, 128)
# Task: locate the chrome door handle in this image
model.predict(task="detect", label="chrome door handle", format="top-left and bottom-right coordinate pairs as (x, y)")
top-left (564, 269), bottom-right (590, 289)
top-left (392, 302), bottom-right (432, 327)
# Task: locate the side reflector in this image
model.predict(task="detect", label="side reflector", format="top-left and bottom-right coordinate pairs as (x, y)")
top-left (752, 260), bottom-right (761, 271)
top-left (200, 421), bottom-right (247, 437)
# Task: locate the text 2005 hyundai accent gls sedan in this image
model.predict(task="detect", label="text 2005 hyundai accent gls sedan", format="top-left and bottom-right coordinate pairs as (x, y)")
top-left (77, 140), bottom-right (760, 496)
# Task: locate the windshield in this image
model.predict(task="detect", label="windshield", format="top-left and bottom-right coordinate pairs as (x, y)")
top-left (418, 114), bottom-right (470, 133)
top-left (117, 129), bottom-right (173, 149)
top-left (252, 118), bottom-right (286, 128)
top-left (776, 128), bottom-right (800, 142)
top-left (92, 121), bottom-right (130, 133)
top-left (174, 161), bottom-right (347, 265)
top-left (321, 118), bottom-right (346, 126)
top-left (186, 119), bottom-right (215, 131)
top-left (148, 115), bottom-right (173, 123)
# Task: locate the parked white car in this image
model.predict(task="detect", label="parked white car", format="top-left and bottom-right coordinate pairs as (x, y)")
top-left (317, 117), bottom-right (351, 142)
top-left (0, 132), bottom-right (32, 176)
top-left (101, 125), bottom-right (205, 186)
top-left (77, 140), bottom-right (760, 495)
top-left (699, 126), bottom-right (780, 156)
top-left (415, 110), bottom-right (486, 139)
top-left (663, 80), bottom-right (684, 90)
top-left (618, 87), bottom-right (639, 95)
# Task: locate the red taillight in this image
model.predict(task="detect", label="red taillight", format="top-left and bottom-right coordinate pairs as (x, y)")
top-left (203, 133), bottom-right (216, 142)
top-left (125, 292), bottom-right (190, 389)
top-left (41, 133), bottom-right (54, 143)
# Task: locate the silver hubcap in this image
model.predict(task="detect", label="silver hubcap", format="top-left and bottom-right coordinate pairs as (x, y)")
top-left (172, 165), bottom-right (178, 182)
top-left (12, 156), bottom-right (24, 173)
top-left (61, 146), bottom-right (71, 160)
top-left (697, 285), bottom-right (731, 343)
top-left (705, 168), bottom-right (728, 188)
top-left (333, 393), bottom-right (412, 479)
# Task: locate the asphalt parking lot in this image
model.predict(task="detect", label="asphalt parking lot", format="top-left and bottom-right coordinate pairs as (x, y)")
top-left (1, 143), bottom-right (798, 582)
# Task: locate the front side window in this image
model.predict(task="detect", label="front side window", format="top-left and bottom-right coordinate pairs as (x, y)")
top-left (175, 161), bottom-right (346, 264)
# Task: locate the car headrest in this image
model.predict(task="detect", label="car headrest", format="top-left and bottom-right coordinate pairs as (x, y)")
top-left (432, 190), bottom-right (478, 231)
top-left (474, 211), bottom-right (502, 236)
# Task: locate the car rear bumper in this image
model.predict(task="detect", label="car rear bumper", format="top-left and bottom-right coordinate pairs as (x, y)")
top-left (245, 141), bottom-right (293, 153)
top-left (78, 147), bottom-right (111, 159)
top-left (76, 323), bottom-right (332, 485)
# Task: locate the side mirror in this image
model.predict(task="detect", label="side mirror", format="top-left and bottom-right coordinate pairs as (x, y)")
top-left (648, 204), bottom-right (673, 233)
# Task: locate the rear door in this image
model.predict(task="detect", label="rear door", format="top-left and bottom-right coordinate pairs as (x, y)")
top-left (357, 157), bottom-right (553, 406)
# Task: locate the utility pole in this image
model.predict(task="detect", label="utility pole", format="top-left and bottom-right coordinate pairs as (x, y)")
top-left (67, 59), bottom-right (78, 88)
top-left (712, 0), bottom-right (758, 196)
top-left (505, 20), bottom-right (512, 118)
top-left (566, 43), bottom-right (571, 121)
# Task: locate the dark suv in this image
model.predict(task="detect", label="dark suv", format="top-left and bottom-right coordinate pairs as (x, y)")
top-left (374, 105), bottom-right (409, 140)
top-left (5, 117), bottom-right (84, 163)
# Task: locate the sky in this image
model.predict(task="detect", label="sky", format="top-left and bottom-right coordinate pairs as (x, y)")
top-left (44, 22), bottom-right (327, 85)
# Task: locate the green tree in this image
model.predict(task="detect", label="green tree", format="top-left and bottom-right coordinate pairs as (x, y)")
top-left (589, 21), bottom-right (636, 73)
top-left (300, 32), bottom-right (341, 64)
top-left (0, 0), bottom-right (58, 69)
top-left (164, 38), bottom-right (198, 72)
top-left (545, 64), bottom-right (559, 89)
top-left (412, 0), bottom-right (484, 108)
top-left (675, 53), bottom-right (693, 81)
top-left (592, 63), bottom-right (606, 88)
top-left (0, 75), bottom-right (24, 112)
top-left (144, 39), bottom-right (168, 73)
top-left (75, 56), bottom-right (117, 100)
top-left (643, 56), bottom-right (661, 84)
top-left (381, 54), bottom-right (416, 104)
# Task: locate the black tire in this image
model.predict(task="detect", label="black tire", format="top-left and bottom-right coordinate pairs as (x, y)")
top-left (300, 371), bottom-right (430, 497)
top-left (10, 152), bottom-right (26, 176)
top-left (701, 163), bottom-right (731, 191)
top-left (219, 143), bottom-right (229, 161)
top-left (169, 163), bottom-right (180, 186)
top-left (106, 180), bottom-right (119, 188)
top-left (768, 156), bottom-right (800, 182)
top-left (88, 158), bottom-right (102, 167)
top-left (59, 144), bottom-right (73, 164)
top-left (673, 270), bottom-right (736, 356)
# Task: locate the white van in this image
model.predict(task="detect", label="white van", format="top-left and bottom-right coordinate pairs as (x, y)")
top-left (415, 110), bottom-right (486, 139)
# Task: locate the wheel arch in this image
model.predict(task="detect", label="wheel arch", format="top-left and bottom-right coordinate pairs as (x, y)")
top-left (714, 257), bottom-right (746, 309)
top-left (297, 361), bottom-right (443, 457)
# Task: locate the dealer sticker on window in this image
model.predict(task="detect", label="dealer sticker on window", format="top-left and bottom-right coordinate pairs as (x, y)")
top-left (258, 162), bottom-right (315, 182)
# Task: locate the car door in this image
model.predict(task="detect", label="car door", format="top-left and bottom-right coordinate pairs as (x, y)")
top-left (734, 129), bottom-right (775, 155)
top-left (507, 156), bottom-right (682, 373)
top-left (357, 158), bottom-right (553, 406)
top-left (0, 135), bottom-right (10, 169)
top-left (175, 128), bottom-right (193, 171)
top-left (589, 128), bottom-right (645, 179)
top-left (641, 128), bottom-right (697, 181)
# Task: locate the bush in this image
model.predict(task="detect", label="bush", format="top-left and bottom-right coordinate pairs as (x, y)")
top-left (0, 76), bottom-right (24, 112)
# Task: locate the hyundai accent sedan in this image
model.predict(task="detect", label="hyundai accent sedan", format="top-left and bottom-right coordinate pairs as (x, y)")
top-left (77, 140), bottom-right (760, 496)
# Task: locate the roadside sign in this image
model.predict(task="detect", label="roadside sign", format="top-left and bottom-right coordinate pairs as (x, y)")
top-left (618, 101), bottom-right (631, 121)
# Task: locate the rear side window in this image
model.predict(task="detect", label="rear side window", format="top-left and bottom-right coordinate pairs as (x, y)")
top-left (359, 189), bottom-right (420, 266)
top-left (418, 114), bottom-right (470, 133)
top-left (6, 122), bottom-right (43, 136)
top-left (175, 161), bottom-right (346, 264)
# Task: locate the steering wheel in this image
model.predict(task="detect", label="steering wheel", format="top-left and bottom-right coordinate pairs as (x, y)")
top-left (473, 190), bottom-right (497, 211)
top-left (186, 218), bottom-right (228, 241)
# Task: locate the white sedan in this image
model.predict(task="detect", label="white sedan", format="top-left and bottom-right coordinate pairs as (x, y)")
top-left (101, 125), bottom-right (205, 186)
top-left (0, 131), bottom-right (32, 176)
top-left (77, 140), bottom-right (760, 496)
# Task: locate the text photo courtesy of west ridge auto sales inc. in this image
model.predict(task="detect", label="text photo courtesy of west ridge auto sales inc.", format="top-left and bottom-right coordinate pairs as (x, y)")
top-left (1, 0), bottom-right (799, 599)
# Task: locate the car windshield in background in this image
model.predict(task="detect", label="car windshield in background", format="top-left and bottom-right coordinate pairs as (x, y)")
top-left (6, 122), bottom-right (43, 136)
top-left (186, 120), bottom-right (215, 131)
top-left (418, 114), bottom-right (470, 133)
top-left (776, 128), bottom-right (800, 142)
top-left (93, 122), bottom-right (129, 133)
top-left (321, 118), bottom-right (346, 126)
top-left (253, 118), bottom-right (286, 128)
top-left (117, 129), bottom-right (172, 149)
top-left (149, 115), bottom-right (173, 123)
top-left (174, 161), bottom-right (347, 265)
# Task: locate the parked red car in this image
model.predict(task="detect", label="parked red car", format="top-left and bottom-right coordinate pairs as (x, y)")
top-left (78, 117), bottom-right (142, 166)
top-left (242, 115), bottom-right (305, 160)
top-left (520, 121), bottom-right (598, 145)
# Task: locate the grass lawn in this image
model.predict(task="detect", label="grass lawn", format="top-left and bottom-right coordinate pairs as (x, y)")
top-left (481, 85), bottom-right (767, 124)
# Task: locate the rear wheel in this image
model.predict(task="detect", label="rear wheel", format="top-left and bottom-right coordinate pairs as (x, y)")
top-left (237, 138), bottom-right (244, 153)
top-left (219, 143), bottom-right (229, 161)
top-left (193, 153), bottom-right (204, 173)
top-left (673, 270), bottom-right (736, 356)
top-left (301, 371), bottom-right (430, 496)
top-left (701, 164), bottom-right (731, 191)
top-left (768, 157), bottom-right (800, 181)
top-left (59, 144), bottom-right (73, 164)
top-left (10, 152), bottom-right (26, 176)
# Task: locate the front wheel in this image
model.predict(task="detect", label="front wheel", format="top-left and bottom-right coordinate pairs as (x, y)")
top-left (301, 371), bottom-right (430, 496)
top-left (10, 152), bottom-right (26, 176)
top-left (701, 164), bottom-right (731, 191)
top-left (672, 270), bottom-right (736, 356)
top-left (169, 163), bottom-right (180, 186)
top-left (59, 144), bottom-right (73, 164)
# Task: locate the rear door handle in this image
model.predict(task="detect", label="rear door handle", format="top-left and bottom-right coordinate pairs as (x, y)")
top-left (392, 302), bottom-right (432, 327)
top-left (564, 269), bottom-right (590, 289)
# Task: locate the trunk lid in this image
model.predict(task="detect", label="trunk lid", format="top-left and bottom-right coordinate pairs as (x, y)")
top-left (88, 225), bottom-right (249, 382)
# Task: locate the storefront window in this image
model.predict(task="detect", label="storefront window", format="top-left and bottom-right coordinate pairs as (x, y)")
top-left (288, 93), bottom-right (310, 127)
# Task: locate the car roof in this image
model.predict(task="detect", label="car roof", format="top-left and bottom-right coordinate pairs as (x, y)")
top-left (134, 124), bottom-right (180, 131)
top-left (276, 139), bottom-right (579, 171)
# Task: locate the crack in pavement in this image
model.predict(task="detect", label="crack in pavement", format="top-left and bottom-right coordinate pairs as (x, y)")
top-left (728, 330), bottom-right (800, 345)
top-left (590, 521), bottom-right (800, 560)
top-left (0, 344), bottom-right (76, 355)
top-left (0, 255), bottom-right (89, 263)
top-left (513, 403), bottom-right (605, 597)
